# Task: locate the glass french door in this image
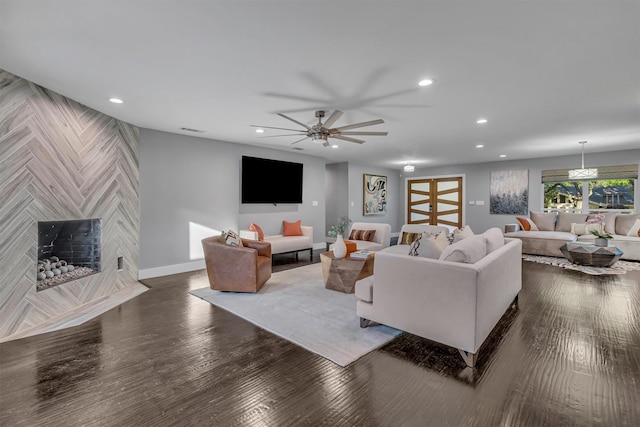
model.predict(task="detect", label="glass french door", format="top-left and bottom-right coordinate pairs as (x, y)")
top-left (407, 177), bottom-right (463, 228)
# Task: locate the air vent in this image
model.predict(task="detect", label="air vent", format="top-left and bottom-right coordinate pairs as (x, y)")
top-left (180, 127), bottom-right (205, 133)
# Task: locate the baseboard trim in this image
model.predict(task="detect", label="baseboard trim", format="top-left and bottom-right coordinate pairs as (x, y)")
top-left (138, 260), bottom-right (205, 280)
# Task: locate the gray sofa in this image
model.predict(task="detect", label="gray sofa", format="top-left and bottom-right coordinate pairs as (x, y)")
top-left (505, 212), bottom-right (640, 261)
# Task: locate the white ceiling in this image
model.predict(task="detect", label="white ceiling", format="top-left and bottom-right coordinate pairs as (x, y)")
top-left (1, 0), bottom-right (639, 169)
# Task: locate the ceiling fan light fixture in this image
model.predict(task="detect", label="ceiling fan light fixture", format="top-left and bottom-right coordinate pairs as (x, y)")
top-left (568, 141), bottom-right (598, 179)
top-left (418, 79), bottom-right (435, 87)
top-left (403, 163), bottom-right (415, 172)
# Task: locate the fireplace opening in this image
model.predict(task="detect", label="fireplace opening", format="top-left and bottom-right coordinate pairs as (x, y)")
top-left (37, 219), bottom-right (102, 292)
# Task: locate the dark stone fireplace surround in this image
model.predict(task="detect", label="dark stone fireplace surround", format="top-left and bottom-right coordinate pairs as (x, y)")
top-left (37, 219), bottom-right (102, 291)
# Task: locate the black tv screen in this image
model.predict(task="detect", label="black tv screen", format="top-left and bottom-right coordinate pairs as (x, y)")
top-left (241, 156), bottom-right (303, 204)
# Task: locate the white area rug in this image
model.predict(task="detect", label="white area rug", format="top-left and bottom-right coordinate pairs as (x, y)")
top-left (189, 264), bottom-right (401, 366)
top-left (523, 254), bottom-right (640, 275)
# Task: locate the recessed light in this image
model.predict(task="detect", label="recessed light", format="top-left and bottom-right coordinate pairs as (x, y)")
top-left (331, 145), bottom-right (338, 149)
top-left (418, 79), bottom-right (435, 87)
top-left (499, 154), bottom-right (507, 158)
top-left (476, 144), bottom-right (484, 148)
top-left (255, 129), bottom-right (264, 133)
top-left (109, 98), bottom-right (123, 104)
top-left (476, 118), bottom-right (488, 124)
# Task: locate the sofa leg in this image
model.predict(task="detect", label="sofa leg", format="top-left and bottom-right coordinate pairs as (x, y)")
top-left (512, 294), bottom-right (519, 309)
top-left (360, 318), bottom-right (371, 328)
top-left (458, 349), bottom-right (477, 368)
top-left (309, 248), bottom-right (313, 260)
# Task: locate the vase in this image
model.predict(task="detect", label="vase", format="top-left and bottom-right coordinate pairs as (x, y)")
top-left (594, 237), bottom-right (609, 247)
top-left (333, 235), bottom-right (347, 259)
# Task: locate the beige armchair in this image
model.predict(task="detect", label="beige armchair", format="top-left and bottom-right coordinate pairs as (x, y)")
top-left (201, 236), bottom-right (272, 292)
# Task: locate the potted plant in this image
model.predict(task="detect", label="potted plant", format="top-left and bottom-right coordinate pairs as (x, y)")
top-left (587, 214), bottom-right (613, 247)
top-left (328, 216), bottom-right (352, 259)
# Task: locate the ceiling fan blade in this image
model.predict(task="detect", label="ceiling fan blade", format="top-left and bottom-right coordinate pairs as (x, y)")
top-left (259, 134), bottom-right (308, 138)
top-left (289, 137), bottom-right (310, 145)
top-left (332, 135), bottom-right (365, 144)
top-left (251, 125), bottom-right (307, 132)
top-left (277, 113), bottom-right (311, 130)
top-left (332, 118), bottom-right (384, 132)
top-left (338, 131), bottom-right (388, 136)
top-left (322, 110), bottom-right (343, 128)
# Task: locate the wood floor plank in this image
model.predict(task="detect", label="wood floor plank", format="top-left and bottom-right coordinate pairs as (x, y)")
top-left (1, 256), bottom-right (639, 426)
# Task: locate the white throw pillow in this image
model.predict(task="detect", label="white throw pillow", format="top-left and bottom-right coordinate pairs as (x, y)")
top-left (414, 233), bottom-right (444, 259)
top-left (434, 231), bottom-right (450, 250)
top-left (571, 222), bottom-right (603, 236)
top-left (224, 230), bottom-right (243, 247)
top-left (452, 225), bottom-right (474, 242)
top-left (439, 235), bottom-right (487, 264)
top-left (482, 227), bottom-right (504, 253)
top-left (626, 218), bottom-right (640, 237)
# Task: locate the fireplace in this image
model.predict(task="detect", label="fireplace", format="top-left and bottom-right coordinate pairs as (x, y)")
top-left (37, 219), bottom-right (102, 291)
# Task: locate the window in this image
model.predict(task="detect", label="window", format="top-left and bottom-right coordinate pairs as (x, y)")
top-left (542, 165), bottom-right (637, 214)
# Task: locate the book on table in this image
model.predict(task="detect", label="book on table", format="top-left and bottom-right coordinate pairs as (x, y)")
top-left (350, 250), bottom-right (373, 260)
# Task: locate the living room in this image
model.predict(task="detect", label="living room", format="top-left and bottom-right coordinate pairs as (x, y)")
top-left (1, 1), bottom-right (640, 425)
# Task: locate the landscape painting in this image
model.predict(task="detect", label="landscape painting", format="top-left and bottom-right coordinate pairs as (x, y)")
top-left (490, 169), bottom-right (529, 215)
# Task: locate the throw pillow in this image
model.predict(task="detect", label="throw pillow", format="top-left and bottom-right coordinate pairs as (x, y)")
top-left (439, 235), bottom-right (487, 264)
top-left (434, 231), bottom-right (450, 250)
top-left (482, 227), bottom-right (504, 253)
top-left (516, 217), bottom-right (539, 231)
top-left (249, 223), bottom-right (264, 241)
top-left (408, 233), bottom-right (423, 256)
top-left (408, 232), bottom-right (443, 259)
top-left (571, 222), bottom-right (603, 236)
top-left (452, 225), bottom-right (474, 242)
top-left (349, 229), bottom-right (377, 242)
top-left (224, 230), bottom-right (243, 247)
top-left (556, 212), bottom-right (588, 232)
top-left (400, 231), bottom-right (422, 245)
top-left (615, 214), bottom-right (640, 236)
top-left (283, 220), bottom-right (303, 236)
top-left (530, 211), bottom-right (557, 231)
top-left (626, 218), bottom-right (640, 237)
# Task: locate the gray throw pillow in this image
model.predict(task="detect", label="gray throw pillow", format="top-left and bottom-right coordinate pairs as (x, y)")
top-left (556, 212), bottom-right (587, 232)
top-left (615, 214), bottom-right (640, 236)
top-left (530, 211), bottom-right (557, 231)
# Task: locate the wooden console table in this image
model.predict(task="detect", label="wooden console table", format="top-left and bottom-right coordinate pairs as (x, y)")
top-left (320, 251), bottom-right (374, 294)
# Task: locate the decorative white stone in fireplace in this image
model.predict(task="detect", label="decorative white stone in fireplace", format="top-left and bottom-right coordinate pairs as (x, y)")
top-left (37, 219), bottom-right (102, 291)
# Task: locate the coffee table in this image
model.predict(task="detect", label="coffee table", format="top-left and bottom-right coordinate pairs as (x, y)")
top-left (560, 242), bottom-right (623, 267)
top-left (320, 251), bottom-right (375, 294)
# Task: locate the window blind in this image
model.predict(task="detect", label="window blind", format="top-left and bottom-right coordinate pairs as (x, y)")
top-left (541, 164), bottom-right (638, 183)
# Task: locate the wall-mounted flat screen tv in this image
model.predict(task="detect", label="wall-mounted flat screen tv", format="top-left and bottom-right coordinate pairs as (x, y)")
top-left (241, 156), bottom-right (304, 204)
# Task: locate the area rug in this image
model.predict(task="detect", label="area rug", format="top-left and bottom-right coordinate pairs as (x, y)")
top-left (189, 264), bottom-right (401, 366)
top-left (523, 254), bottom-right (640, 275)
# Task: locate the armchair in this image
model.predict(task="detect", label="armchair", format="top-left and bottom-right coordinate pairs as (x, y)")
top-left (201, 235), bottom-right (272, 292)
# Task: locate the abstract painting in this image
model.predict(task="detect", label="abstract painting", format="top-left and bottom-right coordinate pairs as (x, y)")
top-left (363, 174), bottom-right (387, 215)
top-left (490, 170), bottom-right (529, 215)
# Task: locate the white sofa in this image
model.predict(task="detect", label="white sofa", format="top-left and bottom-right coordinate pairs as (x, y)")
top-left (380, 223), bottom-right (450, 255)
top-left (332, 222), bottom-right (391, 251)
top-left (240, 226), bottom-right (313, 258)
top-left (355, 235), bottom-right (522, 367)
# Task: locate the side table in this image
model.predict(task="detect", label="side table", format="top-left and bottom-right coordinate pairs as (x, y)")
top-left (320, 251), bottom-right (375, 294)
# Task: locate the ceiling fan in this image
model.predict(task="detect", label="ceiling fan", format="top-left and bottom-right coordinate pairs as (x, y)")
top-left (251, 110), bottom-right (388, 147)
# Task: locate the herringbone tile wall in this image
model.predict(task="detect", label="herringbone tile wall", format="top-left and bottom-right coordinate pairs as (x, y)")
top-left (0, 69), bottom-right (140, 340)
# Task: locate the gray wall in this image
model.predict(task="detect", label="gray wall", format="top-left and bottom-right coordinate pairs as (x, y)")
top-left (407, 149), bottom-right (640, 232)
top-left (325, 162), bottom-right (349, 231)
top-left (139, 129), bottom-right (327, 270)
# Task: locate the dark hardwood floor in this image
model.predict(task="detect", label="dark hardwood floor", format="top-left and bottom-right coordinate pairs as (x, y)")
top-left (1, 251), bottom-right (639, 426)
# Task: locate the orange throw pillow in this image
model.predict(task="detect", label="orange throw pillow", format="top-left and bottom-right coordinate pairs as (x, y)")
top-left (344, 240), bottom-right (357, 255)
top-left (516, 217), bottom-right (538, 231)
top-left (249, 223), bottom-right (264, 241)
top-left (283, 220), bottom-right (303, 236)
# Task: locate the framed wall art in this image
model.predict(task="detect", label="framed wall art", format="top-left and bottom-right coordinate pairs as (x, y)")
top-left (363, 174), bottom-right (387, 216)
top-left (490, 169), bottom-right (529, 215)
